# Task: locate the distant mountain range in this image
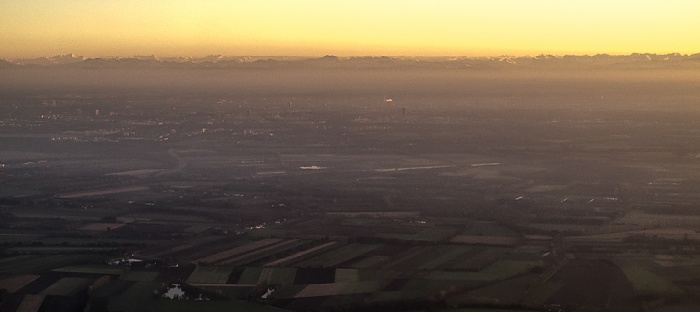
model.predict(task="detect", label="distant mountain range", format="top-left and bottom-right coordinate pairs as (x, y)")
top-left (2, 53), bottom-right (700, 70)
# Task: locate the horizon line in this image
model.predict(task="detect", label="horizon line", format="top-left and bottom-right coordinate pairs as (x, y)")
top-left (5, 51), bottom-right (699, 61)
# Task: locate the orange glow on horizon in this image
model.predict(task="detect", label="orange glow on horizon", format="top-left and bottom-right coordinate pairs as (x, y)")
top-left (1, 1), bottom-right (699, 59)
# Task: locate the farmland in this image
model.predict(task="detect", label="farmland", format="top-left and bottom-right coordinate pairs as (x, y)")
top-left (2, 69), bottom-right (700, 312)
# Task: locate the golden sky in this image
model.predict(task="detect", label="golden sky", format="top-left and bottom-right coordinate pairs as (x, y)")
top-left (1, 0), bottom-right (699, 58)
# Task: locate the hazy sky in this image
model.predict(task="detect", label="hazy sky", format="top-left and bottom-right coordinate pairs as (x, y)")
top-left (2, 0), bottom-right (699, 58)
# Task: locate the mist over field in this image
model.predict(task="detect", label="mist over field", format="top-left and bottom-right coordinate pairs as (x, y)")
top-left (2, 65), bottom-right (700, 114)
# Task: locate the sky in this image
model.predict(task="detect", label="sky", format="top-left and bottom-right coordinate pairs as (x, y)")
top-left (1, 0), bottom-right (699, 59)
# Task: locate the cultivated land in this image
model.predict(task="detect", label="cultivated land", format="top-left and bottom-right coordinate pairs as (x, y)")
top-left (1, 67), bottom-right (700, 311)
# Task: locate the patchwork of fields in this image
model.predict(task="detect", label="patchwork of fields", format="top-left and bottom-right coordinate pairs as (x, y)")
top-left (4, 87), bottom-right (700, 311)
top-left (5, 208), bottom-right (700, 312)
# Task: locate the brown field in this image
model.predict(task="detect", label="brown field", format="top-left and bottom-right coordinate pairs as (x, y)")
top-left (16, 294), bottom-right (45, 312)
top-left (217, 239), bottom-right (301, 265)
top-left (326, 211), bottom-right (420, 218)
top-left (265, 242), bottom-right (338, 267)
top-left (40, 277), bottom-right (91, 296)
top-left (566, 228), bottom-right (700, 244)
top-left (525, 234), bottom-right (552, 241)
top-left (294, 281), bottom-right (383, 298)
top-left (655, 260), bottom-right (676, 268)
top-left (524, 184), bottom-right (566, 193)
top-left (78, 222), bottom-right (125, 231)
top-left (195, 238), bottom-right (283, 264)
top-left (545, 259), bottom-right (637, 309)
top-left (450, 235), bottom-right (521, 246)
top-left (617, 210), bottom-right (700, 228)
top-left (294, 283), bottom-right (346, 298)
top-left (57, 186), bottom-right (150, 198)
top-left (0, 275), bottom-right (40, 293)
top-left (106, 169), bottom-right (165, 177)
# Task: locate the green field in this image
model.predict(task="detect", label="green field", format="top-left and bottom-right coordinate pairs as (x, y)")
top-left (257, 267), bottom-right (297, 285)
top-left (90, 279), bottom-right (134, 298)
top-left (383, 245), bottom-right (470, 271)
top-left (357, 269), bottom-right (400, 281)
top-left (416, 246), bottom-right (472, 270)
top-left (615, 260), bottom-right (685, 296)
top-left (335, 268), bottom-right (360, 283)
top-left (41, 277), bottom-right (91, 296)
top-left (187, 265), bottom-right (233, 284)
top-left (0, 254), bottom-right (103, 274)
top-left (383, 246), bottom-right (434, 270)
top-left (410, 227), bottom-right (460, 242)
top-left (295, 243), bottom-right (381, 268)
top-left (446, 274), bottom-right (534, 306)
top-left (237, 267), bottom-right (263, 284)
top-left (338, 280), bottom-right (384, 295)
top-left (6, 246), bottom-right (119, 254)
top-left (480, 260), bottom-right (538, 281)
top-left (509, 245), bottom-right (549, 261)
top-left (448, 247), bottom-right (510, 271)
